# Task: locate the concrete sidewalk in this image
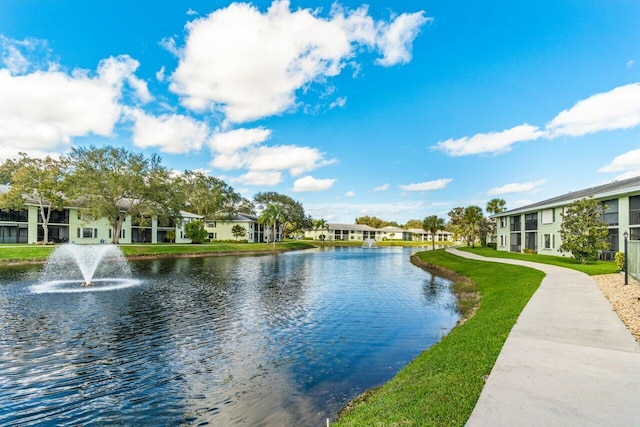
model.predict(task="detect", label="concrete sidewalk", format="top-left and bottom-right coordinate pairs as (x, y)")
top-left (448, 248), bottom-right (640, 426)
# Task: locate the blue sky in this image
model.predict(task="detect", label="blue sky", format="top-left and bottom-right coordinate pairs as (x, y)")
top-left (1, 0), bottom-right (639, 224)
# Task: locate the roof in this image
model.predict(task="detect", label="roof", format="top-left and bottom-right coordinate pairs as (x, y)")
top-left (494, 175), bottom-right (640, 217)
top-left (210, 212), bottom-right (258, 222)
top-left (380, 225), bottom-right (407, 232)
top-left (407, 228), bottom-right (452, 235)
top-left (329, 223), bottom-right (379, 231)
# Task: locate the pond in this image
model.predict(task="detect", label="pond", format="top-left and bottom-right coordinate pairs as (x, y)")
top-left (0, 246), bottom-right (459, 426)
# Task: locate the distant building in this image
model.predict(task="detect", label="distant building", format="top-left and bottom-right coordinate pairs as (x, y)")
top-left (304, 223), bottom-right (452, 242)
top-left (204, 213), bottom-right (279, 243)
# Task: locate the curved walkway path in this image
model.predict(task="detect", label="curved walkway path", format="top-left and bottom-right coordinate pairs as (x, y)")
top-left (446, 248), bottom-right (640, 426)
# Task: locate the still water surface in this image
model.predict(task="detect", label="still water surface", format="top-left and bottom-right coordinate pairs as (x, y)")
top-left (0, 246), bottom-right (458, 426)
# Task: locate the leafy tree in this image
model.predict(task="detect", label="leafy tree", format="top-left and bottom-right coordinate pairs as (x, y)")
top-left (485, 198), bottom-right (507, 244)
top-left (355, 215), bottom-right (399, 229)
top-left (313, 218), bottom-right (329, 243)
top-left (231, 224), bottom-right (246, 241)
top-left (184, 220), bottom-right (208, 243)
top-left (65, 145), bottom-right (180, 244)
top-left (237, 197), bottom-right (257, 215)
top-left (258, 203), bottom-right (282, 247)
top-left (422, 215), bottom-right (446, 250)
top-left (254, 192), bottom-right (307, 239)
top-left (559, 197), bottom-right (610, 263)
top-left (165, 229), bottom-right (176, 243)
top-left (404, 219), bottom-right (424, 229)
top-left (478, 217), bottom-right (494, 247)
top-left (0, 157), bottom-right (21, 185)
top-left (175, 170), bottom-right (241, 218)
top-left (0, 154), bottom-right (68, 243)
top-left (448, 205), bottom-right (484, 247)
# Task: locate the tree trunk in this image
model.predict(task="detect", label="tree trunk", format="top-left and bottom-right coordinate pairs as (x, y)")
top-left (39, 203), bottom-right (51, 244)
top-left (112, 214), bottom-right (125, 244)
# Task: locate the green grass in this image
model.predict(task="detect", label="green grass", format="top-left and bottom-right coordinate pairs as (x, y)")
top-left (0, 245), bottom-right (56, 261)
top-left (459, 246), bottom-right (618, 275)
top-left (0, 241), bottom-right (315, 263)
top-left (335, 249), bottom-right (545, 427)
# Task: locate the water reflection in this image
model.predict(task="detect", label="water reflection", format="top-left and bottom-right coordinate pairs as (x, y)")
top-left (0, 247), bottom-right (458, 426)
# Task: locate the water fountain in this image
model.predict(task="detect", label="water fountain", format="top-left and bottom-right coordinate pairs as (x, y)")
top-left (31, 244), bottom-right (141, 294)
top-left (362, 238), bottom-right (377, 248)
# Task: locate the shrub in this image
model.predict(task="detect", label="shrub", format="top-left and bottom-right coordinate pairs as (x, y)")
top-left (486, 242), bottom-right (497, 250)
top-left (523, 248), bottom-right (537, 254)
top-left (615, 251), bottom-right (625, 272)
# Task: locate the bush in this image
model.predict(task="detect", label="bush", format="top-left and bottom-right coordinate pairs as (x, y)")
top-left (523, 248), bottom-right (537, 254)
top-left (486, 242), bottom-right (497, 250)
top-left (615, 252), bottom-right (625, 272)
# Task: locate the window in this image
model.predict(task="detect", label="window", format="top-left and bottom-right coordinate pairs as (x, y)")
top-left (208, 233), bottom-right (217, 240)
top-left (601, 199), bottom-right (619, 226)
top-left (499, 217), bottom-right (506, 228)
top-left (0, 209), bottom-right (28, 222)
top-left (525, 232), bottom-right (537, 251)
top-left (543, 234), bottom-right (554, 249)
top-left (607, 228), bottom-right (619, 252)
top-left (510, 232), bottom-right (521, 252)
top-left (525, 213), bottom-right (538, 231)
top-left (500, 235), bottom-right (505, 247)
top-left (510, 216), bottom-right (521, 232)
top-left (630, 196), bottom-right (640, 225)
top-left (541, 209), bottom-right (554, 224)
top-left (82, 228), bottom-right (94, 238)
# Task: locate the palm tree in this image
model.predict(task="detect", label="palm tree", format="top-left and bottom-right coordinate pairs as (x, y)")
top-left (258, 203), bottom-right (281, 248)
top-left (313, 218), bottom-right (329, 245)
top-left (486, 198), bottom-right (506, 215)
top-left (486, 198), bottom-right (507, 245)
top-left (423, 215), bottom-right (446, 250)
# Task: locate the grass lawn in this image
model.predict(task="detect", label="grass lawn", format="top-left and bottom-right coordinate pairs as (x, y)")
top-left (0, 241), bottom-right (316, 263)
top-left (335, 249), bottom-right (545, 426)
top-left (459, 246), bottom-right (618, 276)
top-left (0, 245), bottom-right (56, 261)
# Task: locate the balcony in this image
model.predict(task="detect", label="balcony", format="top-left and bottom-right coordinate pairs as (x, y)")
top-left (630, 209), bottom-right (640, 226)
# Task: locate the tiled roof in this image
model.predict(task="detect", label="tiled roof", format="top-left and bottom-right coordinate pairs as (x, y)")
top-left (495, 175), bottom-right (640, 217)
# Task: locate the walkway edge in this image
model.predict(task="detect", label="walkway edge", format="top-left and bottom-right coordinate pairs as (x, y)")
top-left (446, 248), bottom-right (640, 426)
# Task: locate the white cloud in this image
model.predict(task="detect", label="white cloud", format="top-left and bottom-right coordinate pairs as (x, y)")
top-left (373, 183), bottom-right (389, 192)
top-left (329, 96), bottom-right (347, 109)
top-left (247, 145), bottom-right (334, 176)
top-left (169, 0), bottom-right (428, 123)
top-left (433, 124), bottom-right (545, 156)
top-left (210, 152), bottom-right (246, 170)
top-left (0, 55), bottom-right (148, 156)
top-left (207, 127), bottom-right (271, 154)
top-left (598, 148), bottom-right (640, 180)
top-left (374, 12), bottom-right (430, 66)
top-left (292, 175), bottom-right (337, 192)
top-left (127, 109), bottom-right (209, 154)
top-left (487, 179), bottom-right (546, 196)
top-left (156, 66), bottom-right (165, 82)
top-left (399, 178), bottom-right (452, 192)
top-left (345, 190), bottom-right (355, 197)
top-left (233, 170), bottom-right (283, 186)
top-left (546, 83), bottom-right (640, 137)
top-left (628, 60), bottom-right (635, 70)
top-left (186, 8), bottom-right (198, 16)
